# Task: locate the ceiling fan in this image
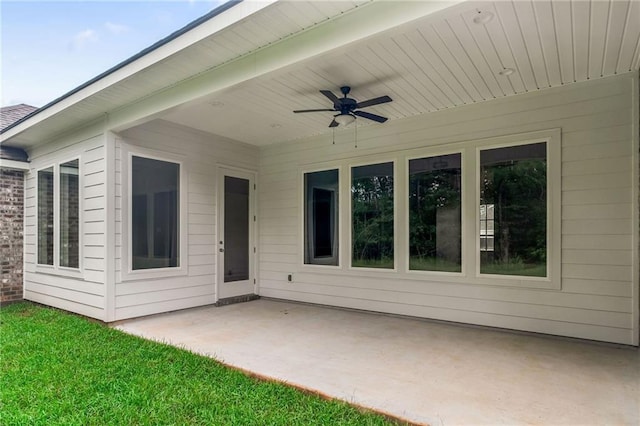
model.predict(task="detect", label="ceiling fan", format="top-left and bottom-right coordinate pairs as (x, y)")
top-left (293, 86), bottom-right (392, 127)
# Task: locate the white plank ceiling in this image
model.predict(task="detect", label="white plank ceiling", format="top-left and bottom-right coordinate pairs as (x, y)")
top-left (163, 0), bottom-right (640, 146)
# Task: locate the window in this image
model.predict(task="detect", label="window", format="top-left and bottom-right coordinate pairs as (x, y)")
top-left (304, 169), bottom-right (339, 265)
top-left (59, 159), bottom-right (80, 268)
top-left (131, 156), bottom-right (180, 270)
top-left (37, 167), bottom-right (54, 265)
top-left (409, 154), bottom-right (461, 272)
top-left (351, 162), bottom-right (394, 269)
top-left (300, 130), bottom-right (558, 287)
top-left (37, 160), bottom-right (80, 269)
top-left (479, 142), bottom-right (547, 277)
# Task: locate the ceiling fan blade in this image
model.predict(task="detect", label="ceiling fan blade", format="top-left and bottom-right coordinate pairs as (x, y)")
top-left (293, 109), bottom-right (336, 113)
top-left (329, 119), bottom-right (339, 128)
top-left (355, 95), bottom-right (392, 109)
top-left (354, 110), bottom-right (388, 123)
top-left (320, 90), bottom-right (341, 105)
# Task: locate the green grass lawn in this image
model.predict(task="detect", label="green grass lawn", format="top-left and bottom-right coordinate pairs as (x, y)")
top-left (0, 302), bottom-right (396, 425)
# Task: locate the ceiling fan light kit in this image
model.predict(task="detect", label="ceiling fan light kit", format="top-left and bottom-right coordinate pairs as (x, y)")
top-left (334, 113), bottom-right (356, 126)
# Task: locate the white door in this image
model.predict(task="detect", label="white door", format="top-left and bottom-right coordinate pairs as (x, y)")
top-left (217, 168), bottom-right (256, 300)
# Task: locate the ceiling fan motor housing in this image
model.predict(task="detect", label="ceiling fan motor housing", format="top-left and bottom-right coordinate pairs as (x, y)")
top-left (335, 86), bottom-right (356, 113)
top-left (338, 98), bottom-right (357, 114)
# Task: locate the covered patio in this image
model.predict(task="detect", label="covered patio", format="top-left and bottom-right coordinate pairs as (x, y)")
top-left (115, 298), bottom-right (639, 425)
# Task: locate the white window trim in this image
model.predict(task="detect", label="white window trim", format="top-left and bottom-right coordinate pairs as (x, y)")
top-left (122, 149), bottom-right (188, 281)
top-left (297, 128), bottom-right (561, 290)
top-left (35, 157), bottom-right (83, 278)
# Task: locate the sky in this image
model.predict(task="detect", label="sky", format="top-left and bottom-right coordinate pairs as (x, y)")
top-left (1, 0), bottom-right (226, 107)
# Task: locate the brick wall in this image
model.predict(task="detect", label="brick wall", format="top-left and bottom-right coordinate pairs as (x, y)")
top-left (1, 168), bottom-right (24, 304)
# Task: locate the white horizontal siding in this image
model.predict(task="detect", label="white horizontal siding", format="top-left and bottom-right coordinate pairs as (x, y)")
top-left (258, 72), bottom-right (638, 345)
top-left (23, 133), bottom-right (107, 320)
top-left (113, 120), bottom-right (259, 320)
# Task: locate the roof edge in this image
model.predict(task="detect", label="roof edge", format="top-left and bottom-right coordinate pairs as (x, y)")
top-left (0, 0), bottom-right (243, 137)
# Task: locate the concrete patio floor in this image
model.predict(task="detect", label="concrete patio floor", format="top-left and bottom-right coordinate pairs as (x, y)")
top-left (115, 299), bottom-right (639, 425)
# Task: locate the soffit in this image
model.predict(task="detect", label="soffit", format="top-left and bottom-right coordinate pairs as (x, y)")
top-left (161, 0), bottom-right (640, 146)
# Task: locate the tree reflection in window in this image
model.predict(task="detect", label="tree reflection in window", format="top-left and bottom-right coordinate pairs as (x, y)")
top-left (409, 154), bottom-right (461, 272)
top-left (351, 162), bottom-right (394, 269)
top-left (480, 143), bottom-right (547, 277)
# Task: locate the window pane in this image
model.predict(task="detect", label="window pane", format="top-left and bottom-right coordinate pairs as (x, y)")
top-left (409, 154), bottom-right (461, 272)
top-left (38, 167), bottom-right (54, 265)
top-left (351, 162), bottom-right (394, 269)
top-left (132, 156), bottom-right (179, 270)
top-left (304, 170), bottom-right (339, 265)
top-left (480, 143), bottom-right (547, 277)
top-left (60, 159), bottom-right (79, 268)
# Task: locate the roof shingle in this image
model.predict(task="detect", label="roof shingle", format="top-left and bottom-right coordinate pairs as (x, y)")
top-left (1, 104), bottom-right (38, 131)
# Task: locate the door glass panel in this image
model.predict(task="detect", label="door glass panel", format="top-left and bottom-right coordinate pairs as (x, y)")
top-left (224, 176), bottom-right (250, 282)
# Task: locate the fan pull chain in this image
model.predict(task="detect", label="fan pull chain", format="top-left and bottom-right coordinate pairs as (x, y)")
top-left (354, 121), bottom-right (358, 149)
top-left (332, 128), bottom-right (335, 145)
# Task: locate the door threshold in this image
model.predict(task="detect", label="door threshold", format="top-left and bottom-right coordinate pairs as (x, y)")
top-left (215, 294), bottom-right (260, 307)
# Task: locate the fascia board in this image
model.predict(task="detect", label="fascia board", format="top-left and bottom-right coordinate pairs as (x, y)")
top-left (0, 158), bottom-right (30, 170)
